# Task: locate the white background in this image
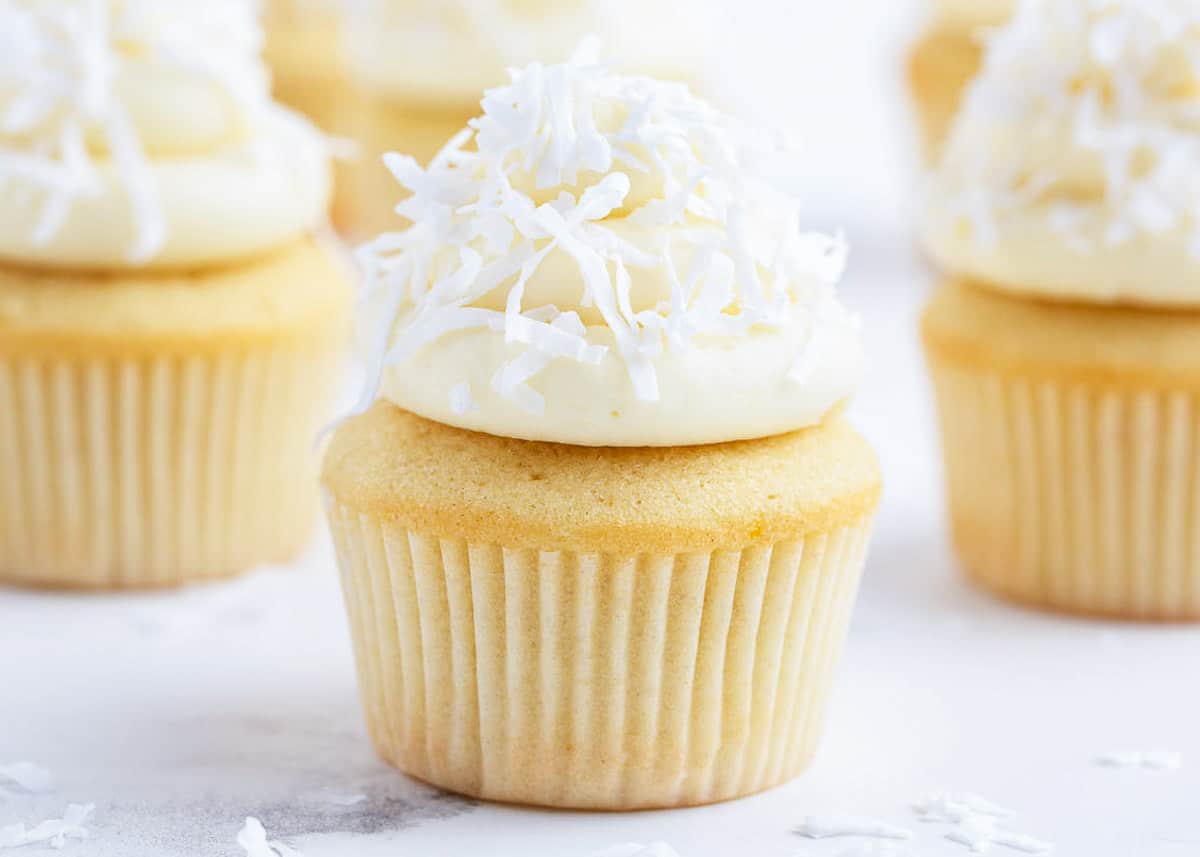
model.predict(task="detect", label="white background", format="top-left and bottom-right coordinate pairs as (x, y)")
top-left (4, 2), bottom-right (1200, 855)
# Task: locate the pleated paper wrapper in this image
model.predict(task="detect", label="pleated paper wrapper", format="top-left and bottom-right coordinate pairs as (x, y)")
top-left (326, 496), bottom-right (875, 810)
top-left (930, 361), bottom-right (1200, 620)
top-left (0, 345), bottom-right (337, 588)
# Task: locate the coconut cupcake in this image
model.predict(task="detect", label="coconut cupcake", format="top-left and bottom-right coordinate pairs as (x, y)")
top-left (337, 0), bottom-right (719, 240)
top-left (0, 1), bottom-right (350, 588)
top-left (323, 48), bottom-right (881, 809)
top-left (922, 0), bottom-right (1200, 620)
top-left (908, 0), bottom-right (1014, 160)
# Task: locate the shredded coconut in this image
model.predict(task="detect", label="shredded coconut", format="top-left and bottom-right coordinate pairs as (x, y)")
top-left (0, 763), bottom-right (54, 795)
top-left (0, 0), bottom-right (270, 262)
top-left (323, 793), bottom-right (367, 807)
top-left (944, 815), bottom-right (1053, 855)
top-left (354, 40), bottom-right (849, 417)
top-left (591, 844), bottom-right (682, 857)
top-left (795, 816), bottom-right (914, 841)
top-left (913, 790), bottom-right (1052, 855)
top-left (237, 817), bottom-right (304, 857)
top-left (0, 803), bottom-right (93, 850)
top-left (940, 0), bottom-right (1200, 252)
top-left (914, 792), bottom-right (1014, 824)
top-left (448, 381), bottom-right (479, 415)
top-left (1094, 750), bottom-right (1183, 770)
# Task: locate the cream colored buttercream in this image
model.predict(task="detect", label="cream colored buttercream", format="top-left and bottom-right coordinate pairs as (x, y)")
top-left (344, 0), bottom-right (716, 105)
top-left (356, 48), bottom-right (863, 447)
top-left (0, 109), bottom-right (329, 271)
top-left (0, 0), bottom-right (330, 270)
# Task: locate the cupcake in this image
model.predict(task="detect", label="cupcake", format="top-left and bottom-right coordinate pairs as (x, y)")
top-left (262, 0), bottom-right (348, 134)
top-left (0, 1), bottom-right (351, 588)
top-left (921, 0), bottom-right (1200, 620)
top-left (908, 0), bottom-right (1014, 160)
top-left (337, 0), bottom-right (719, 240)
top-left (323, 48), bottom-right (881, 809)
top-left (261, 0), bottom-right (356, 230)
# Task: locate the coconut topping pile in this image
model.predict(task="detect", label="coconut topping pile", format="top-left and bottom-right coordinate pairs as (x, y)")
top-left (354, 40), bottom-right (850, 417)
top-left (940, 0), bottom-right (1200, 251)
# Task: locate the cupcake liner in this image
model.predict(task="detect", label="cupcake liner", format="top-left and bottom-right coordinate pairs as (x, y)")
top-left (929, 360), bottom-right (1200, 620)
top-left (325, 494), bottom-right (874, 809)
top-left (0, 345), bottom-right (336, 588)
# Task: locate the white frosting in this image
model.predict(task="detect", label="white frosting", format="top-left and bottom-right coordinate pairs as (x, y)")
top-left (923, 0), bottom-right (1200, 306)
top-left (932, 0), bottom-right (1015, 31)
top-left (344, 0), bottom-right (717, 106)
top-left (0, 0), bottom-right (330, 269)
top-left (355, 45), bottom-right (863, 447)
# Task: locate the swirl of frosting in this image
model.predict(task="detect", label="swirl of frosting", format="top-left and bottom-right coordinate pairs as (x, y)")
top-left (354, 44), bottom-right (863, 447)
top-left (0, 0), bottom-right (330, 270)
top-left (344, 0), bottom-right (716, 107)
top-left (922, 0), bottom-right (1200, 306)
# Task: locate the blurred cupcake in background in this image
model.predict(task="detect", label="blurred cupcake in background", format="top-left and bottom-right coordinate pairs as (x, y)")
top-left (908, 0), bottom-right (1014, 160)
top-left (338, 0), bottom-right (719, 239)
top-left (922, 0), bottom-right (1200, 619)
top-left (262, 0), bottom-right (348, 134)
top-left (262, 0), bottom-right (356, 228)
top-left (0, 1), bottom-right (351, 588)
top-left (323, 47), bottom-right (880, 807)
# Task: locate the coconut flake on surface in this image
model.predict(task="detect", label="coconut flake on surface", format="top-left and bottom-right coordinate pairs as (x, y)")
top-left (914, 791), bottom-right (1014, 824)
top-left (323, 793), bottom-right (367, 807)
top-left (0, 803), bottom-right (93, 850)
top-left (0, 762), bottom-right (54, 795)
top-left (591, 844), bottom-right (682, 857)
top-left (1094, 751), bottom-right (1183, 771)
top-left (237, 817), bottom-right (304, 857)
top-left (914, 790), bottom-right (1052, 855)
top-left (944, 815), bottom-right (1053, 855)
top-left (795, 816), bottom-right (914, 841)
top-left (834, 844), bottom-right (915, 857)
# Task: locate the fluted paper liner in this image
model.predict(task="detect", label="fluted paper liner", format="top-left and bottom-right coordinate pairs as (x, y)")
top-left (929, 361), bottom-right (1200, 620)
top-left (325, 495), bottom-right (873, 809)
top-left (0, 346), bottom-right (336, 588)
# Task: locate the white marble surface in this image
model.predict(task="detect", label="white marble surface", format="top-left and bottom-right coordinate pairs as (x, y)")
top-left (5, 2), bottom-right (1200, 855)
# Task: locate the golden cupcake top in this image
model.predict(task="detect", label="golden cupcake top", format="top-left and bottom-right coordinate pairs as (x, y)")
top-left (324, 404), bottom-right (881, 553)
top-left (0, 0), bottom-right (331, 271)
top-left (343, 0), bottom-right (718, 107)
top-left (923, 0), bottom-right (1200, 306)
top-left (353, 45), bottom-right (865, 448)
